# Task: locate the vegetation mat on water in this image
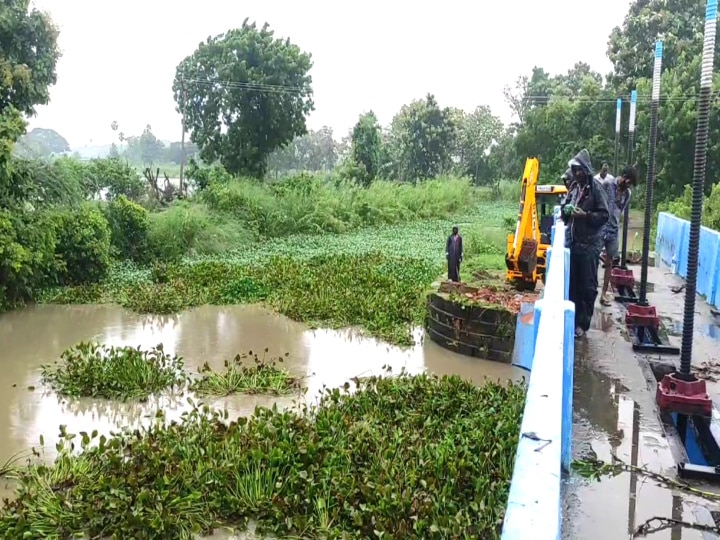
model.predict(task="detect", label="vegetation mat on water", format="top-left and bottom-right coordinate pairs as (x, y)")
top-left (191, 350), bottom-right (301, 396)
top-left (0, 373), bottom-right (526, 539)
top-left (40, 342), bottom-right (187, 401)
top-left (47, 253), bottom-right (440, 346)
top-left (39, 204), bottom-right (516, 346)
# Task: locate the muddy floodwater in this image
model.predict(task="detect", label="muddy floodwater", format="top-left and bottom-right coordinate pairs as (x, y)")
top-left (0, 303), bottom-right (524, 526)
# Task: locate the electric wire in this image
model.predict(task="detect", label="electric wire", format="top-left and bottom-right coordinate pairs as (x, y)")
top-left (176, 77), bottom-right (720, 103)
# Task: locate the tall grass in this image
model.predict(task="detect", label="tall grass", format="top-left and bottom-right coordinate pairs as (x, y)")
top-left (202, 174), bottom-right (481, 237)
top-left (147, 201), bottom-right (254, 261)
top-left (144, 173), bottom-right (508, 259)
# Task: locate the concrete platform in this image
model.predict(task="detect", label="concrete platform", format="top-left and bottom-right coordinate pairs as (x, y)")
top-left (563, 264), bottom-right (720, 539)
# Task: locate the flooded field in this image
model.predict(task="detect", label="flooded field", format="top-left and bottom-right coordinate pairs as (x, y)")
top-left (0, 303), bottom-right (524, 522)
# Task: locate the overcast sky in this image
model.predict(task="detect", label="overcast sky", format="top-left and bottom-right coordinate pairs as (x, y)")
top-left (27, 0), bottom-right (633, 148)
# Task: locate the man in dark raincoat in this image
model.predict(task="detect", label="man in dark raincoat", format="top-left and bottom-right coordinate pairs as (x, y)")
top-left (446, 226), bottom-right (463, 282)
top-left (561, 149), bottom-right (610, 338)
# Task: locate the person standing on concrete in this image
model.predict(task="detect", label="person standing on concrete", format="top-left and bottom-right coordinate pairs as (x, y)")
top-left (594, 162), bottom-right (614, 183)
top-left (560, 149), bottom-right (610, 338)
top-left (446, 226), bottom-right (463, 282)
top-left (599, 165), bottom-right (637, 306)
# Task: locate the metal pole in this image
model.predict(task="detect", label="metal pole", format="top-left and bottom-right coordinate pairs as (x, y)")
top-left (179, 75), bottom-right (187, 196)
top-left (614, 98), bottom-right (621, 176)
top-left (627, 90), bottom-right (637, 163)
top-left (679, 0), bottom-right (718, 377)
top-left (621, 91), bottom-right (637, 268)
top-left (638, 44), bottom-right (663, 306)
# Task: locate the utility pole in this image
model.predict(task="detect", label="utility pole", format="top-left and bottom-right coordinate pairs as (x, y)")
top-left (621, 90), bottom-right (637, 268)
top-left (638, 43), bottom-right (663, 306)
top-left (179, 75), bottom-right (187, 196)
top-left (614, 98), bottom-right (621, 176)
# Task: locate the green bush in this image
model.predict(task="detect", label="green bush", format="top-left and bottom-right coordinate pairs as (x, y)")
top-left (0, 209), bottom-right (57, 310)
top-left (147, 201), bottom-right (253, 262)
top-left (104, 195), bottom-right (150, 262)
top-left (51, 205), bottom-right (112, 285)
top-left (3, 157), bottom-right (91, 207)
top-left (85, 158), bottom-right (145, 201)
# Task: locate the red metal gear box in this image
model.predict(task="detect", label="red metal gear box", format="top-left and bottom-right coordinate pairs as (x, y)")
top-left (625, 304), bottom-right (660, 328)
top-left (611, 267), bottom-right (635, 287)
top-left (656, 373), bottom-right (712, 416)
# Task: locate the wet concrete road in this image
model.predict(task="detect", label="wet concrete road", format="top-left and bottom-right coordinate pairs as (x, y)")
top-left (0, 304), bottom-right (524, 512)
top-left (563, 263), bottom-right (720, 539)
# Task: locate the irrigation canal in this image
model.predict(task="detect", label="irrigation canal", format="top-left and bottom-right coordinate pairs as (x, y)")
top-left (0, 304), bottom-right (523, 514)
top-left (3, 263), bottom-right (720, 537)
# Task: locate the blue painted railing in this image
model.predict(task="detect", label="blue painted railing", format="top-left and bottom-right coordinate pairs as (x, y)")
top-left (656, 211), bottom-right (720, 306)
top-left (502, 209), bottom-right (575, 540)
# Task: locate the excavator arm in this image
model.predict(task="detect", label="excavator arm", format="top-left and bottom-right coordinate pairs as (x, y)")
top-left (505, 158), bottom-right (541, 290)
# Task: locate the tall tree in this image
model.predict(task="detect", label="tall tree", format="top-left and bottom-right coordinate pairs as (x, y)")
top-left (173, 19), bottom-right (314, 178)
top-left (124, 125), bottom-right (165, 167)
top-left (0, 1), bottom-right (59, 177)
top-left (510, 64), bottom-right (615, 179)
top-left (107, 143), bottom-right (120, 159)
top-left (0, 1), bottom-right (60, 118)
top-left (607, 0), bottom-right (720, 91)
top-left (389, 94), bottom-right (457, 182)
top-left (0, 1), bottom-right (59, 196)
top-left (14, 127), bottom-right (70, 158)
top-left (455, 105), bottom-right (503, 184)
top-left (350, 112), bottom-right (382, 186)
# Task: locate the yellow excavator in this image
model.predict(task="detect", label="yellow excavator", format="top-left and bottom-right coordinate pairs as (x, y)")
top-left (505, 158), bottom-right (568, 291)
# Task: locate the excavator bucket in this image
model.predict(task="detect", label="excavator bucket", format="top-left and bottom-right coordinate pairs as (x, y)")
top-left (518, 238), bottom-right (538, 275)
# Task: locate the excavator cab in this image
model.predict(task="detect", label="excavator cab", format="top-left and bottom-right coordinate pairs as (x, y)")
top-left (505, 158), bottom-right (568, 291)
top-left (536, 184), bottom-right (567, 244)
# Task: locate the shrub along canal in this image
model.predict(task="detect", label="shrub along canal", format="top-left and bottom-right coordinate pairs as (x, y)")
top-left (0, 303), bottom-right (525, 538)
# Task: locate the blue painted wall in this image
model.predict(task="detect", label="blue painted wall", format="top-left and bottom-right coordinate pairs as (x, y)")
top-left (502, 211), bottom-right (575, 540)
top-left (656, 212), bottom-right (720, 306)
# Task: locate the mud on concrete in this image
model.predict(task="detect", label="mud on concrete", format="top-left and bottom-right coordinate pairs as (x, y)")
top-left (563, 263), bottom-right (720, 539)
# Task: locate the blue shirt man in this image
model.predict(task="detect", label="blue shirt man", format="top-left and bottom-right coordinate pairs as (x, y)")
top-left (598, 165), bottom-right (637, 305)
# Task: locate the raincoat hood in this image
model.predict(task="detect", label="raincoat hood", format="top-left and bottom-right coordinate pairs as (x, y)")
top-left (568, 149), bottom-right (595, 181)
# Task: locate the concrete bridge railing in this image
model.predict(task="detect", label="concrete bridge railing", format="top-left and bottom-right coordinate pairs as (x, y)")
top-left (502, 209), bottom-right (575, 540)
top-left (656, 211), bottom-right (720, 307)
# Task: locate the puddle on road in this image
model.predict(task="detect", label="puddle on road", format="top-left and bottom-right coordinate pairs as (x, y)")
top-left (0, 304), bottom-right (523, 486)
top-left (662, 317), bottom-right (720, 343)
top-left (567, 355), bottom-right (716, 539)
top-left (589, 309), bottom-right (617, 333)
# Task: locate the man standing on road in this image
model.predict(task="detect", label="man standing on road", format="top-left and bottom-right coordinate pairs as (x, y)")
top-left (599, 165), bottom-right (637, 306)
top-left (561, 149), bottom-right (610, 338)
top-left (446, 226), bottom-right (463, 282)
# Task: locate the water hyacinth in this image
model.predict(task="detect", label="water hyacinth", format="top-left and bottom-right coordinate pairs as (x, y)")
top-left (191, 350), bottom-right (302, 397)
top-left (40, 342), bottom-right (187, 401)
top-left (39, 204), bottom-right (514, 347)
top-left (0, 371), bottom-right (526, 539)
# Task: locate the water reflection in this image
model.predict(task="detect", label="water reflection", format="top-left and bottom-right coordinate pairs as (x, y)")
top-left (0, 304), bottom-right (522, 467)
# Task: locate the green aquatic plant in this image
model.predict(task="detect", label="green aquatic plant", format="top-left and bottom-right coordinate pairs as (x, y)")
top-left (191, 350), bottom-right (301, 396)
top-left (38, 204), bottom-right (515, 345)
top-left (40, 342), bottom-right (187, 401)
top-left (0, 372), bottom-right (526, 539)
